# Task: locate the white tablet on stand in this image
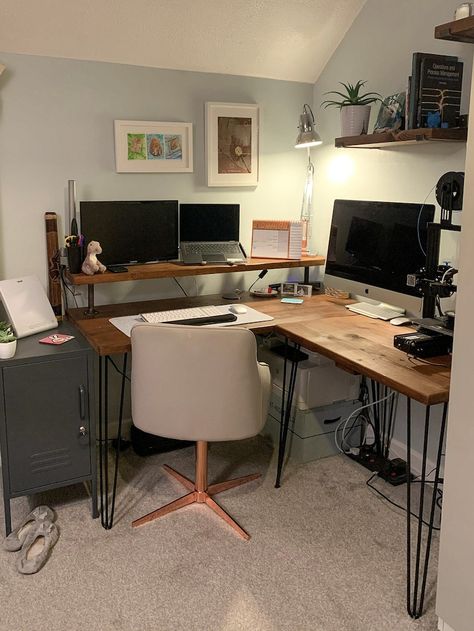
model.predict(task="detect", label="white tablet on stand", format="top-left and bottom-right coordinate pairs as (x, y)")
top-left (0, 276), bottom-right (58, 338)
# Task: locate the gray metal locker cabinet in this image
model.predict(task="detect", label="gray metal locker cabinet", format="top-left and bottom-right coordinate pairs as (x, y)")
top-left (0, 323), bottom-right (98, 534)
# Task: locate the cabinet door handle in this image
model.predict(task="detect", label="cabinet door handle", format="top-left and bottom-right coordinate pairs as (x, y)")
top-left (79, 385), bottom-right (86, 420)
top-left (79, 426), bottom-right (88, 437)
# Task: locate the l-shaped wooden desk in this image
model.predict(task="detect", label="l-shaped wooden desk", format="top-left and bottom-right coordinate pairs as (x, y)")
top-left (67, 288), bottom-right (450, 620)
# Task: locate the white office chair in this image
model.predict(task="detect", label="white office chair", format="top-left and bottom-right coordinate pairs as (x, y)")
top-left (130, 323), bottom-right (271, 540)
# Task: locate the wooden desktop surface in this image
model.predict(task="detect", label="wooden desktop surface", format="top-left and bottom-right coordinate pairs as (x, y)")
top-left (275, 316), bottom-right (450, 406)
top-left (66, 293), bottom-right (350, 354)
top-left (67, 294), bottom-right (451, 406)
top-left (68, 295), bottom-right (451, 405)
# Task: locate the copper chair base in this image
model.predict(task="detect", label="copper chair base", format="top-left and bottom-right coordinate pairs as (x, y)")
top-left (132, 441), bottom-right (260, 540)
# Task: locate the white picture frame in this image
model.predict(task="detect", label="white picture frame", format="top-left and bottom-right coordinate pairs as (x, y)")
top-left (205, 102), bottom-right (259, 187)
top-left (114, 120), bottom-right (193, 173)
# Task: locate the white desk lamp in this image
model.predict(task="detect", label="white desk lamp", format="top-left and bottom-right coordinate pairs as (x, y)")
top-left (295, 104), bottom-right (322, 255)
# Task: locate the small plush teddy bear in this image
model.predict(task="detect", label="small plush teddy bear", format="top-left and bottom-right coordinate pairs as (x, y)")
top-left (81, 240), bottom-right (107, 275)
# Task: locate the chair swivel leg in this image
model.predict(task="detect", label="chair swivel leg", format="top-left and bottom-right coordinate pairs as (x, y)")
top-left (162, 465), bottom-right (195, 491)
top-left (132, 440), bottom-right (259, 540)
top-left (132, 492), bottom-right (196, 528)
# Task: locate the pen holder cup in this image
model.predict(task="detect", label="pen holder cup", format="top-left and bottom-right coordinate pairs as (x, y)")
top-left (67, 245), bottom-right (83, 274)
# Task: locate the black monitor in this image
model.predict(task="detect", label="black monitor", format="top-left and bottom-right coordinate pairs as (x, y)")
top-left (325, 199), bottom-right (435, 297)
top-left (80, 200), bottom-right (178, 266)
top-left (179, 203), bottom-right (240, 241)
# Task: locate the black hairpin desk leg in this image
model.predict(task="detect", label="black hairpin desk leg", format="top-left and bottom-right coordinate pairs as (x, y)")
top-left (406, 398), bottom-right (448, 618)
top-left (275, 337), bottom-right (301, 488)
top-left (98, 353), bottom-right (128, 530)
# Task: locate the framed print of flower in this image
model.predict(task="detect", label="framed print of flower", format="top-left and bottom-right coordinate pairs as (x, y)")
top-left (205, 102), bottom-right (259, 186)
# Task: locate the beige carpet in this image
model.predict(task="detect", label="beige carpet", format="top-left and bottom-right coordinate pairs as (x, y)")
top-left (0, 438), bottom-right (439, 631)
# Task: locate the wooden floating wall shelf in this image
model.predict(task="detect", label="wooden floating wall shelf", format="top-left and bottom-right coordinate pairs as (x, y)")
top-left (335, 128), bottom-right (467, 149)
top-left (435, 16), bottom-right (474, 43)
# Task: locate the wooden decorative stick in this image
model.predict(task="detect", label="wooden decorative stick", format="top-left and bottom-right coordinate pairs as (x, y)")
top-left (45, 211), bottom-right (62, 319)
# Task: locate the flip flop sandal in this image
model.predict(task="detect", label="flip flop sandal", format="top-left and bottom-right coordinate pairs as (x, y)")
top-left (16, 521), bottom-right (59, 575)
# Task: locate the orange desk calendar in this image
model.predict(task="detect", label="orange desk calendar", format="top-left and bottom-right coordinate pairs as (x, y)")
top-left (251, 220), bottom-right (303, 259)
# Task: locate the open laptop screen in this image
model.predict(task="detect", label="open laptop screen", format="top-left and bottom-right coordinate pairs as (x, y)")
top-left (180, 204), bottom-right (240, 241)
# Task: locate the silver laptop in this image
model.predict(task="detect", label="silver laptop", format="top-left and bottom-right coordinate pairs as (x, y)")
top-left (179, 203), bottom-right (247, 264)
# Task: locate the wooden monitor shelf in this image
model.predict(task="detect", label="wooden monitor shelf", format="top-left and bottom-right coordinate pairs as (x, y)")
top-left (335, 127), bottom-right (467, 148)
top-left (435, 15), bottom-right (474, 42)
top-left (65, 255), bottom-right (325, 314)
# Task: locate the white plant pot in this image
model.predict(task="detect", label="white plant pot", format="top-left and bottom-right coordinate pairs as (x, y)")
top-left (340, 105), bottom-right (371, 136)
top-left (0, 340), bottom-right (17, 360)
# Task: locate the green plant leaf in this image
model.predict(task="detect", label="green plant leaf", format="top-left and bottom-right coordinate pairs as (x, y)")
top-left (320, 80), bottom-right (381, 108)
top-left (321, 99), bottom-right (349, 109)
top-left (0, 320), bottom-right (16, 342)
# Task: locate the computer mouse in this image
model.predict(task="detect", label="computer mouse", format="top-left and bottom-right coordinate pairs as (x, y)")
top-left (229, 304), bottom-right (248, 315)
top-left (390, 316), bottom-right (411, 326)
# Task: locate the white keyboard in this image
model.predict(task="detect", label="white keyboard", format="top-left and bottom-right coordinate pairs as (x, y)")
top-left (141, 305), bottom-right (224, 324)
top-left (346, 302), bottom-right (405, 321)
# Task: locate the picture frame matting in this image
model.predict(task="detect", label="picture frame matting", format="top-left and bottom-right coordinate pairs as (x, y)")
top-left (205, 102), bottom-right (259, 187)
top-left (114, 120), bottom-right (193, 173)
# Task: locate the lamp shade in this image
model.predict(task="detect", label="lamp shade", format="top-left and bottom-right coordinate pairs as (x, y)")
top-left (295, 104), bottom-right (322, 148)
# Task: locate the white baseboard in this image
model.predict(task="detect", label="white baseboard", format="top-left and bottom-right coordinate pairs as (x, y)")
top-left (389, 437), bottom-right (437, 480)
top-left (438, 618), bottom-right (456, 631)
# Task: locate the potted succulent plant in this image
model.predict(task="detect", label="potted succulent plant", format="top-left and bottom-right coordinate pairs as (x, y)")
top-left (0, 321), bottom-right (17, 359)
top-left (321, 80), bottom-right (382, 136)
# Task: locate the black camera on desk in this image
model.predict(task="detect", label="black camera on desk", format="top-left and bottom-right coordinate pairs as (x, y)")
top-left (394, 330), bottom-right (452, 358)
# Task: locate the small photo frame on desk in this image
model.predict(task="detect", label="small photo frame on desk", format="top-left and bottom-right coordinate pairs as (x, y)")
top-left (281, 282), bottom-right (312, 297)
top-left (114, 120), bottom-right (193, 173)
top-left (205, 102), bottom-right (259, 187)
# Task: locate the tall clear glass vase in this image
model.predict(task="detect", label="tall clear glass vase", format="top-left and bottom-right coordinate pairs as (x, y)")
top-left (300, 150), bottom-right (314, 256)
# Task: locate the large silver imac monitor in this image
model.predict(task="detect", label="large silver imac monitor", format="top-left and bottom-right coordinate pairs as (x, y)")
top-left (324, 199), bottom-right (435, 315)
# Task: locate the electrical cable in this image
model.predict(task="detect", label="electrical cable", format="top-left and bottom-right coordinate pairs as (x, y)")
top-left (436, 489), bottom-right (443, 510)
top-left (407, 355), bottom-right (450, 368)
top-left (416, 184), bottom-right (437, 257)
top-left (335, 390), bottom-right (397, 453)
top-left (366, 473), bottom-right (441, 530)
top-left (335, 379), bottom-right (371, 452)
top-left (441, 266), bottom-right (457, 283)
top-left (335, 411), bottom-right (372, 453)
top-left (435, 296), bottom-right (444, 317)
top-left (412, 463), bottom-right (444, 483)
top-left (59, 265), bottom-right (79, 308)
top-left (107, 357), bottom-right (131, 382)
top-left (173, 277), bottom-right (188, 296)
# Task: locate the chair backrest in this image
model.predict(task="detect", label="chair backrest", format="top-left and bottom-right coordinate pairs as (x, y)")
top-left (131, 323), bottom-right (270, 442)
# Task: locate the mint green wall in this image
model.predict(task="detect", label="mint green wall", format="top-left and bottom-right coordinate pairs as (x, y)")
top-left (312, 0), bottom-right (472, 303)
top-left (0, 53), bottom-right (313, 303)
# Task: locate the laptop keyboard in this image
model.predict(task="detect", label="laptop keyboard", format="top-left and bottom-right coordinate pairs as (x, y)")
top-left (183, 242), bottom-right (242, 255)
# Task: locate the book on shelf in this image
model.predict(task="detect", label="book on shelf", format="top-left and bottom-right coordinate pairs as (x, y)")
top-left (408, 52), bottom-right (458, 129)
top-left (418, 57), bottom-right (463, 128)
